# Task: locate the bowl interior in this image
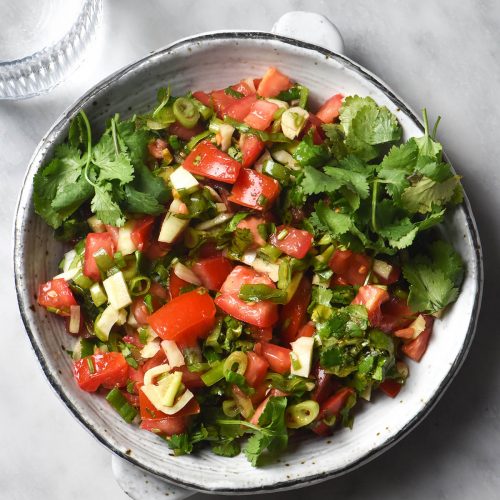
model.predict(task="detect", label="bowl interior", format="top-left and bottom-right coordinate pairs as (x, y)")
top-left (14, 33), bottom-right (481, 493)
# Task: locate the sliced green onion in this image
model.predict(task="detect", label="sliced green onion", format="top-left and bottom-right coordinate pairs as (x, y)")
top-left (192, 98), bottom-right (213, 120)
top-left (224, 87), bottom-right (244, 99)
top-left (87, 357), bottom-right (95, 374)
top-left (72, 271), bottom-right (93, 289)
top-left (121, 254), bottom-right (140, 281)
top-left (113, 251), bottom-right (126, 269)
top-left (168, 135), bottom-right (181, 151)
top-left (223, 117), bottom-right (290, 143)
top-left (262, 159), bottom-right (291, 184)
top-left (143, 294), bottom-right (154, 314)
top-left (106, 388), bottom-right (138, 423)
top-left (208, 117), bottom-right (224, 134)
top-left (200, 361), bottom-right (225, 386)
top-left (285, 400), bottom-right (319, 429)
top-left (93, 248), bottom-right (114, 273)
top-left (90, 282), bottom-right (107, 307)
top-left (173, 97), bottom-right (200, 128)
top-left (256, 194), bottom-right (268, 207)
top-left (129, 276), bottom-right (151, 296)
top-left (223, 351), bottom-right (248, 377)
top-left (298, 85), bottom-right (309, 109)
top-left (277, 228), bottom-right (289, 241)
top-left (238, 284), bottom-right (287, 304)
top-left (222, 399), bottom-right (240, 418)
top-left (259, 244), bottom-right (282, 263)
top-left (186, 130), bottom-right (212, 151)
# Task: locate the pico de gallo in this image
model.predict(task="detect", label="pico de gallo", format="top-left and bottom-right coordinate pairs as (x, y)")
top-left (34, 66), bottom-right (464, 465)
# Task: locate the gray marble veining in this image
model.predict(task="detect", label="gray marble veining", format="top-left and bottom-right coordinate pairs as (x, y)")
top-left (2, 1), bottom-right (499, 499)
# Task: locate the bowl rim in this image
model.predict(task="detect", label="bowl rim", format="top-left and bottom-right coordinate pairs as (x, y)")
top-left (14, 30), bottom-right (483, 493)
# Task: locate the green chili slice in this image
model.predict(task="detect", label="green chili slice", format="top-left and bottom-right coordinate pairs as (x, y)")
top-left (129, 275), bottom-right (151, 296)
top-left (238, 284), bottom-right (288, 304)
top-left (173, 97), bottom-right (200, 129)
top-left (285, 400), bottom-right (320, 429)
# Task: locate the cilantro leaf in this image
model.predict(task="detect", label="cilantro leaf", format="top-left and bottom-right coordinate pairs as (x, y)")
top-left (91, 183), bottom-right (126, 226)
top-left (92, 135), bottom-right (134, 185)
top-left (314, 201), bottom-right (352, 237)
top-left (293, 133), bottom-right (330, 167)
top-left (402, 241), bottom-right (464, 313)
top-left (302, 165), bottom-right (343, 195)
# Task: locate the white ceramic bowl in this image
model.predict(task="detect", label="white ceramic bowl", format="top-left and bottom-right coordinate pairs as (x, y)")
top-left (14, 12), bottom-right (482, 498)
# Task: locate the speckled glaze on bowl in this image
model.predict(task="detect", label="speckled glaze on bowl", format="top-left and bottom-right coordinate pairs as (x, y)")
top-left (14, 26), bottom-right (482, 496)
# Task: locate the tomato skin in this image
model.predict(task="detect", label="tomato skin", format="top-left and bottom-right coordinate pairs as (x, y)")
top-left (231, 80), bottom-right (256, 96)
top-left (311, 365), bottom-right (341, 405)
top-left (236, 216), bottom-right (268, 248)
top-left (192, 91), bottom-right (211, 107)
top-left (73, 352), bottom-right (129, 392)
top-left (378, 296), bottom-right (415, 333)
top-left (297, 321), bottom-right (315, 338)
top-left (401, 315), bottom-right (434, 362)
top-left (131, 216), bottom-right (155, 252)
top-left (168, 121), bottom-right (205, 141)
top-left (215, 266), bottom-right (279, 328)
top-left (83, 232), bottom-right (115, 282)
top-left (228, 168), bottom-right (280, 211)
top-left (239, 134), bottom-right (265, 168)
top-left (226, 95), bottom-right (258, 121)
top-left (352, 285), bottom-right (390, 326)
top-left (244, 100), bottom-right (279, 131)
top-left (316, 94), bottom-right (343, 124)
top-left (148, 288), bottom-right (216, 343)
top-left (192, 256), bottom-right (233, 291)
top-left (245, 352), bottom-right (269, 388)
top-left (269, 226), bottom-right (313, 259)
top-left (328, 249), bottom-right (372, 286)
top-left (257, 67), bottom-right (292, 97)
top-left (250, 382), bottom-right (270, 406)
top-left (37, 279), bottom-right (77, 316)
top-left (260, 342), bottom-right (291, 374)
top-left (169, 270), bottom-right (190, 300)
top-left (148, 138), bottom-right (168, 159)
top-left (304, 113), bottom-right (326, 145)
top-left (183, 140), bottom-right (241, 184)
top-left (312, 387), bottom-right (355, 436)
top-left (379, 379), bottom-right (403, 398)
top-left (211, 89), bottom-right (240, 118)
top-left (280, 276), bottom-right (312, 344)
top-left (144, 240), bottom-right (170, 260)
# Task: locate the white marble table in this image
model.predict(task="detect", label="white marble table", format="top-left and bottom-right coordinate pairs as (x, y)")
top-left (2, 0), bottom-right (499, 498)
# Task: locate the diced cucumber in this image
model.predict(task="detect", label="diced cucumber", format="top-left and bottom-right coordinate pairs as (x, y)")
top-left (87, 215), bottom-right (106, 233)
top-left (290, 336), bottom-right (314, 378)
top-left (373, 259), bottom-right (393, 280)
top-left (103, 271), bottom-right (132, 310)
top-left (117, 221), bottom-right (137, 256)
top-left (161, 340), bottom-right (185, 368)
top-left (90, 282), bottom-right (107, 307)
top-left (281, 107), bottom-right (309, 140)
top-left (170, 166), bottom-right (199, 193)
top-left (158, 212), bottom-right (189, 243)
top-left (94, 305), bottom-right (121, 341)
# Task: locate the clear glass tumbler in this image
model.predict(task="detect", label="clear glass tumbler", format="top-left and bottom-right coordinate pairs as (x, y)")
top-left (0, 0), bottom-right (102, 99)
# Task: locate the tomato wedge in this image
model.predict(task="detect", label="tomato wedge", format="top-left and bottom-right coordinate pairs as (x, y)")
top-left (316, 94), bottom-right (343, 123)
top-left (244, 100), bottom-right (279, 131)
top-left (379, 379), bottom-right (403, 398)
top-left (260, 342), bottom-right (291, 374)
top-left (228, 168), bottom-right (280, 211)
top-left (148, 288), bottom-right (216, 342)
top-left (236, 216), bottom-right (268, 248)
top-left (169, 121), bottom-right (205, 141)
top-left (239, 134), bottom-right (265, 168)
top-left (192, 255), bottom-right (233, 291)
top-left (352, 285), bottom-right (390, 326)
top-left (257, 67), bottom-right (292, 97)
top-left (183, 140), bottom-right (241, 184)
top-left (328, 249), bottom-right (372, 286)
top-left (280, 276), bottom-right (312, 344)
top-left (131, 216), bottom-right (155, 252)
top-left (269, 226), bottom-right (313, 259)
top-left (401, 315), bottom-right (434, 362)
top-left (215, 266), bottom-right (279, 328)
top-left (73, 352), bottom-right (129, 392)
top-left (192, 90), bottom-right (211, 107)
top-left (83, 232), bottom-right (115, 282)
top-left (377, 296), bottom-right (415, 333)
top-left (245, 351), bottom-right (269, 388)
top-left (37, 278), bottom-right (77, 316)
top-left (226, 95), bottom-right (258, 121)
top-left (312, 387), bottom-right (355, 436)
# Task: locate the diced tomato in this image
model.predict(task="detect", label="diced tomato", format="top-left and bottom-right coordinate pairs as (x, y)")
top-left (379, 379), bottom-right (403, 398)
top-left (245, 352), bottom-right (269, 388)
top-left (269, 226), bottom-right (313, 259)
top-left (250, 382), bottom-right (270, 406)
top-left (211, 89), bottom-right (240, 118)
top-left (228, 168), bottom-right (280, 211)
top-left (377, 296), bottom-right (415, 333)
top-left (37, 279), bottom-right (77, 316)
top-left (169, 269), bottom-right (190, 299)
top-left (352, 285), bottom-right (390, 325)
top-left (311, 365), bottom-right (341, 405)
top-left (140, 415), bottom-right (187, 435)
top-left (248, 326), bottom-right (273, 343)
top-left (142, 349), bottom-right (167, 373)
top-left (168, 121), bottom-right (205, 141)
top-left (401, 315), bottom-right (434, 362)
top-left (197, 241), bottom-right (221, 259)
top-left (316, 94), bottom-right (343, 124)
top-left (226, 95), bottom-right (258, 121)
top-left (231, 80), bottom-right (256, 97)
top-left (192, 90), bottom-right (211, 107)
top-left (192, 255), bottom-right (233, 291)
top-left (312, 387), bottom-right (355, 436)
top-left (144, 240), bottom-right (170, 260)
top-left (131, 282), bottom-right (168, 325)
top-left (148, 138), bottom-right (169, 160)
top-left (260, 342), bottom-right (291, 374)
top-left (328, 249), bottom-right (372, 286)
top-left (215, 266), bottom-right (279, 328)
top-left (73, 352), bottom-right (129, 392)
top-left (297, 321), bottom-right (315, 338)
top-left (244, 100), bottom-right (278, 131)
top-left (239, 133), bottom-right (265, 168)
top-left (127, 365), bottom-right (145, 394)
top-left (183, 140), bottom-right (241, 184)
top-left (304, 113), bottom-right (326, 145)
top-left (83, 232), bottom-right (115, 282)
top-left (250, 396), bottom-right (269, 426)
top-left (280, 276), bottom-right (312, 344)
top-left (148, 288), bottom-right (216, 342)
top-left (236, 216), bottom-right (268, 248)
top-left (105, 225), bottom-right (120, 246)
top-left (131, 216), bottom-right (155, 252)
top-left (257, 67), bottom-right (292, 98)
